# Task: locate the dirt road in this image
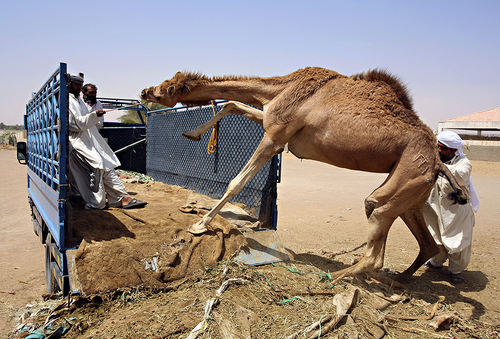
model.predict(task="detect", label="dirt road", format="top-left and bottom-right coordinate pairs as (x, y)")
top-left (0, 148), bottom-right (46, 337)
top-left (1, 148), bottom-right (499, 337)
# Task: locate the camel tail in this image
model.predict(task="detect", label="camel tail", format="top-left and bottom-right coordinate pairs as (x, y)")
top-left (439, 163), bottom-right (468, 205)
top-left (350, 68), bottom-right (413, 111)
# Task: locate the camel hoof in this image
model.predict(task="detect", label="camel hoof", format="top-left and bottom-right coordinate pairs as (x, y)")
top-left (182, 131), bottom-right (201, 141)
top-left (187, 223), bottom-right (208, 235)
top-left (395, 272), bottom-right (411, 283)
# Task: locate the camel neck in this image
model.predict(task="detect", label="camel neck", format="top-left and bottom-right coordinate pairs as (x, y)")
top-left (179, 78), bottom-right (284, 107)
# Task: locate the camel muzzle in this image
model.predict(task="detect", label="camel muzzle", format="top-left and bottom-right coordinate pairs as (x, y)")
top-left (140, 86), bottom-right (157, 102)
top-left (140, 88), bottom-right (150, 100)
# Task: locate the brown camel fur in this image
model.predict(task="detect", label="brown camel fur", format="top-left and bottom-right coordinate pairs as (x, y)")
top-left (141, 67), bottom-right (467, 280)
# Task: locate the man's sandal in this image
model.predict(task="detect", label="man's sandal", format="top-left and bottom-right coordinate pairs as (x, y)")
top-left (122, 199), bottom-right (147, 209)
top-left (450, 273), bottom-right (465, 284)
top-left (424, 261), bottom-right (443, 269)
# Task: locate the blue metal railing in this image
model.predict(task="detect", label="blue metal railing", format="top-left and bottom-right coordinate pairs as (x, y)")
top-left (99, 98), bottom-right (148, 125)
top-left (25, 62), bottom-right (69, 248)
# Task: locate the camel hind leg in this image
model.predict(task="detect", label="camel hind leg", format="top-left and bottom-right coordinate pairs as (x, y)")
top-left (398, 188), bottom-right (440, 280)
top-left (188, 134), bottom-right (283, 234)
top-left (183, 101), bottom-right (264, 141)
top-left (331, 159), bottom-right (435, 279)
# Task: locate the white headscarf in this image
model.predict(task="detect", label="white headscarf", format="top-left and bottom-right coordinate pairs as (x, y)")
top-left (437, 130), bottom-right (480, 212)
top-left (437, 130), bottom-right (465, 157)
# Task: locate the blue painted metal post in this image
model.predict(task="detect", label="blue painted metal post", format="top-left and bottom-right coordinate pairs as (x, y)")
top-left (58, 62), bottom-right (69, 250)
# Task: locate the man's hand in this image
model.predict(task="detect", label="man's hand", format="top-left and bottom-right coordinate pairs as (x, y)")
top-left (96, 109), bottom-right (106, 117)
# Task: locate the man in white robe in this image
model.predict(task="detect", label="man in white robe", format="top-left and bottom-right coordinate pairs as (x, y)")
top-left (424, 130), bottom-right (479, 284)
top-left (67, 75), bottom-right (147, 210)
top-left (70, 83), bottom-right (104, 201)
top-left (82, 83), bottom-right (104, 129)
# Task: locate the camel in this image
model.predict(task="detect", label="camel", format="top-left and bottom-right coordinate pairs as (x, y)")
top-left (141, 67), bottom-right (467, 280)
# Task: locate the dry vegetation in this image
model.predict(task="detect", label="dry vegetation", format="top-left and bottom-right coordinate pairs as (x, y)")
top-left (10, 260), bottom-right (499, 338)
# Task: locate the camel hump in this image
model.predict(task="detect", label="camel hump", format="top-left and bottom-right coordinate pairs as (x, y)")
top-left (350, 69), bottom-right (414, 111)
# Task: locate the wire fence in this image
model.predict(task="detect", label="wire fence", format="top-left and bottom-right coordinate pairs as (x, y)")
top-left (146, 103), bottom-right (279, 229)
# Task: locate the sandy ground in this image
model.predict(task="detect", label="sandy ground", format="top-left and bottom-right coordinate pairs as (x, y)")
top-left (0, 148), bottom-right (47, 337)
top-left (277, 152), bottom-right (500, 325)
top-left (1, 147), bottom-right (499, 337)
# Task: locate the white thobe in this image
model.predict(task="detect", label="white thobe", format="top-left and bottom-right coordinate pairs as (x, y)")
top-left (424, 155), bottom-right (475, 274)
top-left (68, 94), bottom-right (128, 209)
top-left (85, 99), bottom-right (104, 129)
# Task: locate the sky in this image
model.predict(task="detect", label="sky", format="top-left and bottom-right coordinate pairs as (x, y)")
top-left (1, 0), bottom-right (498, 131)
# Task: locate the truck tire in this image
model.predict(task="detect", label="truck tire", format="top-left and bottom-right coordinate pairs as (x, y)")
top-left (45, 235), bottom-right (60, 294)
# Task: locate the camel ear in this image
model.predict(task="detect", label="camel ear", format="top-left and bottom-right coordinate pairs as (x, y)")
top-left (167, 85), bottom-right (175, 96)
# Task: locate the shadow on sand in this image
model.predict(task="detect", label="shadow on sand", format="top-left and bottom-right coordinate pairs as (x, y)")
top-left (68, 202), bottom-right (136, 245)
top-left (286, 245), bottom-right (489, 320)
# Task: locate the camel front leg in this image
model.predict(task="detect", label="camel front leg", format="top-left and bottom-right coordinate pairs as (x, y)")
top-left (188, 135), bottom-right (281, 235)
top-left (183, 101), bottom-right (264, 141)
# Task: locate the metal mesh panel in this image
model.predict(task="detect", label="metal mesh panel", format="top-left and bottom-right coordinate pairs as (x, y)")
top-left (25, 65), bottom-right (68, 194)
top-left (146, 104), bottom-right (278, 229)
top-left (99, 122), bottom-right (147, 174)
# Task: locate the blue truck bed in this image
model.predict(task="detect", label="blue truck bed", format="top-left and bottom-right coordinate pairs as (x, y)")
top-left (23, 63), bottom-right (148, 295)
top-left (22, 63), bottom-right (280, 296)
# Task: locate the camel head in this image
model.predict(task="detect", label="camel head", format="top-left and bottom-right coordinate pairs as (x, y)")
top-left (140, 71), bottom-right (188, 107)
top-left (141, 71), bottom-right (214, 107)
top-left (140, 85), bottom-right (173, 107)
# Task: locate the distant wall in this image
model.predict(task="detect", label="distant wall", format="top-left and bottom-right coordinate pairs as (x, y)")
top-left (0, 130), bottom-right (26, 144)
top-left (463, 145), bottom-right (500, 162)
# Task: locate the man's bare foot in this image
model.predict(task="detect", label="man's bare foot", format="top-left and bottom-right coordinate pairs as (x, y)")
top-left (122, 196), bottom-right (133, 206)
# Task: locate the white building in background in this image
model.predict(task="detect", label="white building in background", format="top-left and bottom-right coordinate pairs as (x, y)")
top-left (437, 107), bottom-right (500, 161)
top-left (437, 107), bottom-right (500, 146)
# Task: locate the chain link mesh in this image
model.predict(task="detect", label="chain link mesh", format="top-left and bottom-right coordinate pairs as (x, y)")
top-left (99, 122), bottom-right (147, 174)
top-left (146, 104), bottom-right (278, 229)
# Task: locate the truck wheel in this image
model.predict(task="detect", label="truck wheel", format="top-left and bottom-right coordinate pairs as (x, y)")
top-left (45, 236), bottom-right (60, 294)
